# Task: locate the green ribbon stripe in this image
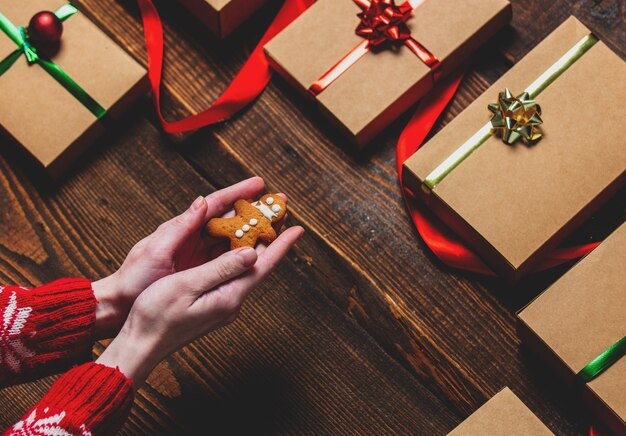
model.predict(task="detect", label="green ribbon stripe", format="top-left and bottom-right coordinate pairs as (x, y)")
top-left (0, 4), bottom-right (107, 119)
top-left (422, 33), bottom-right (599, 191)
top-left (577, 336), bottom-right (626, 383)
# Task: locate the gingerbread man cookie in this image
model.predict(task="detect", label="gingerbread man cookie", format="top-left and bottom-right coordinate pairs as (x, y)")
top-left (205, 194), bottom-right (287, 249)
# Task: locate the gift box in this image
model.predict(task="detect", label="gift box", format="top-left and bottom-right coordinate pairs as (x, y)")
top-left (517, 222), bottom-right (626, 434)
top-left (264, 0), bottom-right (511, 147)
top-left (178, 0), bottom-right (269, 38)
top-left (448, 388), bottom-right (552, 435)
top-left (402, 17), bottom-right (626, 281)
top-left (0, 0), bottom-right (148, 179)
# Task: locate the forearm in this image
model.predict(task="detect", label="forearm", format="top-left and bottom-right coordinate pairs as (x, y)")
top-left (0, 274), bottom-right (133, 387)
top-left (96, 325), bottom-right (161, 390)
top-left (1, 278), bottom-right (137, 434)
top-left (92, 273), bottom-right (131, 340)
top-left (4, 363), bottom-right (134, 436)
top-left (0, 279), bottom-right (96, 386)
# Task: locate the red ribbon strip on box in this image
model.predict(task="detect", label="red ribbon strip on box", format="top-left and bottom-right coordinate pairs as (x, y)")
top-left (309, 0), bottom-right (440, 95)
top-left (135, 0), bottom-right (314, 134)
top-left (396, 72), bottom-right (600, 275)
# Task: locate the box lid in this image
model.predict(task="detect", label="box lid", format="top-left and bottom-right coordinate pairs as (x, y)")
top-left (518, 222), bottom-right (626, 426)
top-left (447, 388), bottom-right (553, 435)
top-left (265, 0), bottom-right (510, 138)
top-left (403, 17), bottom-right (626, 271)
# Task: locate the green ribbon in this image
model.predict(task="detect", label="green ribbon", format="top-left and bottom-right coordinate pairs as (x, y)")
top-left (0, 4), bottom-right (107, 119)
top-left (422, 33), bottom-right (599, 192)
top-left (576, 336), bottom-right (626, 383)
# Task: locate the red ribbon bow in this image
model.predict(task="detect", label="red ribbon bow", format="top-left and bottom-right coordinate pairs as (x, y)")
top-left (309, 0), bottom-right (440, 95)
top-left (355, 0), bottom-right (414, 46)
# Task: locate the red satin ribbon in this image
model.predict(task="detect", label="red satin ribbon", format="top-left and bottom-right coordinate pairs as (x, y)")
top-left (397, 71), bottom-right (600, 275)
top-left (136, 0), bottom-right (314, 134)
top-left (309, 0), bottom-right (440, 95)
top-left (589, 425), bottom-right (608, 436)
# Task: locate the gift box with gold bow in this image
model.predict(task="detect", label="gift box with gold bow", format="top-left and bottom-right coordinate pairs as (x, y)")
top-left (0, 0), bottom-right (148, 179)
top-left (178, 0), bottom-right (269, 38)
top-left (518, 222), bottom-right (626, 434)
top-left (264, 0), bottom-right (511, 147)
top-left (402, 17), bottom-right (626, 281)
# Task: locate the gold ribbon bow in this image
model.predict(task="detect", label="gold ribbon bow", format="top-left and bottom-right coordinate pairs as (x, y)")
top-left (488, 88), bottom-right (543, 144)
top-left (421, 33), bottom-right (598, 191)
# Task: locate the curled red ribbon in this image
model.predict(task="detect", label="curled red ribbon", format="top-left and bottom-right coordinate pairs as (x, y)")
top-left (309, 0), bottom-right (440, 95)
top-left (136, 0), bottom-right (314, 134)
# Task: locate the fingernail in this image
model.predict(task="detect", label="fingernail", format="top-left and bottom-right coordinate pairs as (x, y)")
top-left (236, 247), bottom-right (257, 267)
top-left (191, 196), bottom-right (204, 211)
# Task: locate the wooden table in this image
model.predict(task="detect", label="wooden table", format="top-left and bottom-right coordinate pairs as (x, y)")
top-left (1, 0), bottom-right (624, 434)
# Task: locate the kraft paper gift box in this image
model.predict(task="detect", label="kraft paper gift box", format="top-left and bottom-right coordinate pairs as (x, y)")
top-left (402, 17), bottom-right (626, 281)
top-left (178, 0), bottom-right (269, 38)
top-left (517, 222), bottom-right (626, 435)
top-left (264, 0), bottom-right (511, 147)
top-left (447, 388), bottom-right (553, 435)
top-left (0, 0), bottom-right (148, 179)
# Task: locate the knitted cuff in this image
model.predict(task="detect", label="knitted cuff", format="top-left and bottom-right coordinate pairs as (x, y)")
top-left (5, 362), bottom-right (134, 436)
top-left (0, 278), bottom-right (97, 385)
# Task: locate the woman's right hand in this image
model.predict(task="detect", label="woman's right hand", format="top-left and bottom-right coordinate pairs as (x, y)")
top-left (96, 217), bottom-right (304, 387)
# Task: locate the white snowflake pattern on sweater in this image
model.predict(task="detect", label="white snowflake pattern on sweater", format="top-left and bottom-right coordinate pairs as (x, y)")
top-left (0, 289), bottom-right (35, 374)
top-left (10, 407), bottom-right (92, 436)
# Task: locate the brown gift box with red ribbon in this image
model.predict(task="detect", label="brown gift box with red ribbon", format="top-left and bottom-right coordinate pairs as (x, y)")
top-left (178, 0), bottom-right (269, 38)
top-left (264, 0), bottom-right (511, 147)
top-left (447, 388), bottom-right (553, 435)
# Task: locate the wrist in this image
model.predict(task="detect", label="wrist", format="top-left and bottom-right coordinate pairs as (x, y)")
top-left (92, 273), bottom-right (128, 339)
top-left (96, 325), bottom-right (160, 389)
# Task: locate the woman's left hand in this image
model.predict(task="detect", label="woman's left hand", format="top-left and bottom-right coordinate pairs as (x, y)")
top-left (92, 176), bottom-right (267, 338)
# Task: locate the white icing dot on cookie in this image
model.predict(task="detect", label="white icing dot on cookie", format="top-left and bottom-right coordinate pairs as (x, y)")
top-left (249, 218), bottom-right (258, 226)
top-left (266, 197), bottom-right (274, 205)
top-left (271, 204), bottom-right (281, 213)
top-left (242, 225), bottom-right (250, 232)
top-left (235, 230), bottom-right (244, 238)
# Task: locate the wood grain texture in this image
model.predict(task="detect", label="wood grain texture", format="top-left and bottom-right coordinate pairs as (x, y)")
top-left (1, 0), bottom-right (624, 434)
top-left (0, 116), bottom-right (458, 434)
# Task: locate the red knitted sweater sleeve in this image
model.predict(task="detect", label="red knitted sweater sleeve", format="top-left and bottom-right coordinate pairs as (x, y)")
top-left (0, 278), bottom-right (97, 386)
top-left (4, 362), bottom-right (134, 436)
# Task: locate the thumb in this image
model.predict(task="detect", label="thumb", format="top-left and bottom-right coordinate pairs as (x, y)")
top-left (153, 196), bottom-right (208, 253)
top-left (181, 247), bottom-right (258, 301)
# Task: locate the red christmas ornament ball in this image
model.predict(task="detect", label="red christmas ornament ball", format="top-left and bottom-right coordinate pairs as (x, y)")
top-left (28, 11), bottom-right (63, 46)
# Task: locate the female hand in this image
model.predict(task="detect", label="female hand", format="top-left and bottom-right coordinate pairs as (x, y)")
top-left (96, 224), bottom-right (304, 387)
top-left (92, 177), bottom-right (268, 338)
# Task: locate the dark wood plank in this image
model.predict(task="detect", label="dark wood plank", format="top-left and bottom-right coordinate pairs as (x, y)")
top-left (1, 0), bottom-right (623, 434)
top-left (176, 79), bottom-right (605, 435)
top-left (0, 112), bottom-right (459, 433)
top-left (64, 0), bottom-right (624, 432)
top-left (67, 1), bottom-right (624, 434)
top-left (503, 0), bottom-right (625, 62)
